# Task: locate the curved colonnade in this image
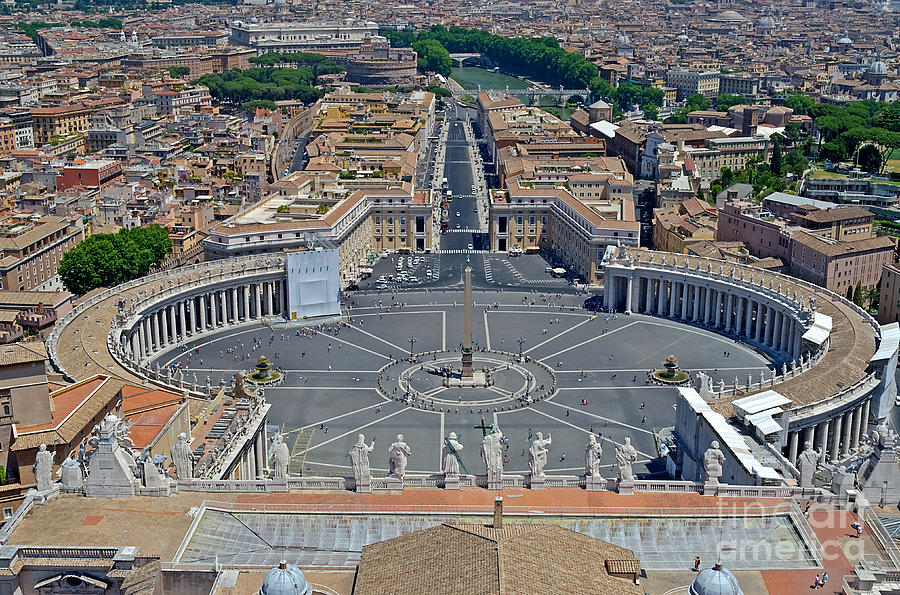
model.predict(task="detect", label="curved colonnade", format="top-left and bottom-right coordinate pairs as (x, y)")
top-left (46, 247), bottom-right (898, 476)
top-left (602, 246), bottom-right (897, 468)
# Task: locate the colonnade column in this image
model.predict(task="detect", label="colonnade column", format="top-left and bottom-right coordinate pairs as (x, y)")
top-left (755, 302), bottom-right (764, 343)
top-left (266, 282), bottom-right (275, 316)
top-left (657, 280), bottom-right (666, 316)
top-left (714, 292), bottom-right (723, 327)
top-left (255, 431), bottom-right (266, 478)
top-left (744, 299), bottom-right (753, 338)
top-left (188, 298), bottom-right (196, 334)
top-left (851, 406), bottom-right (864, 451)
top-left (179, 301), bottom-right (186, 340)
top-left (231, 287), bottom-right (239, 323)
top-left (200, 295), bottom-right (207, 331)
top-left (830, 414), bottom-right (843, 463)
top-left (243, 285), bottom-right (250, 320)
top-left (692, 285), bottom-right (700, 322)
top-left (704, 288), bottom-right (713, 325)
top-left (724, 294), bottom-right (733, 332)
top-left (669, 282), bottom-right (678, 318)
top-left (150, 311), bottom-right (159, 352)
top-left (862, 400), bottom-right (871, 439)
top-left (168, 305), bottom-right (176, 345)
top-left (817, 420), bottom-right (829, 465)
top-left (788, 430), bottom-right (800, 464)
top-left (841, 411), bottom-right (852, 457)
top-left (255, 284), bottom-right (262, 318)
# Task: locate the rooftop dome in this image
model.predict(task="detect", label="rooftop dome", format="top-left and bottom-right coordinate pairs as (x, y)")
top-left (870, 59), bottom-right (888, 75)
top-left (711, 10), bottom-right (746, 22)
top-left (259, 561), bottom-right (312, 595)
top-left (837, 36), bottom-right (853, 44)
top-left (677, 33), bottom-right (689, 42)
top-left (689, 563), bottom-right (743, 595)
top-left (758, 16), bottom-right (775, 28)
top-left (616, 33), bottom-right (631, 46)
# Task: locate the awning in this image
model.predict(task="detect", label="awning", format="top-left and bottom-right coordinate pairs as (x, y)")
top-left (872, 322), bottom-right (900, 363)
top-left (801, 311), bottom-right (832, 346)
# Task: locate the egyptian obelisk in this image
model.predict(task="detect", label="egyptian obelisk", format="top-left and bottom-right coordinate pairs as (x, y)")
top-left (461, 266), bottom-right (474, 378)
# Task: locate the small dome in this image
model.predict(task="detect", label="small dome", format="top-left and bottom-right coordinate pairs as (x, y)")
top-left (870, 60), bottom-right (888, 75)
top-left (690, 563), bottom-right (743, 595)
top-left (616, 33), bottom-right (631, 46)
top-left (712, 10), bottom-right (746, 22)
top-left (758, 16), bottom-right (775, 28)
top-left (260, 561), bottom-right (311, 595)
top-left (677, 33), bottom-right (689, 42)
top-left (838, 36), bottom-right (853, 44)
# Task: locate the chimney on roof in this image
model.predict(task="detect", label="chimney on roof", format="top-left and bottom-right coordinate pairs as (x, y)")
top-left (493, 496), bottom-right (503, 529)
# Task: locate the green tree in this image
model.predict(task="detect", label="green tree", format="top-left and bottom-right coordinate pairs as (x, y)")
top-left (685, 93), bottom-right (712, 111)
top-left (643, 104), bottom-right (659, 121)
top-left (858, 143), bottom-right (882, 173)
top-left (716, 93), bottom-right (745, 111)
top-left (166, 66), bottom-right (190, 78)
top-left (784, 91), bottom-right (814, 115)
top-left (59, 225), bottom-right (172, 295)
top-left (846, 285), bottom-right (854, 301)
top-left (863, 287), bottom-right (880, 310)
top-left (411, 39), bottom-right (452, 77)
top-left (852, 281), bottom-right (864, 306)
top-left (770, 136), bottom-right (784, 176)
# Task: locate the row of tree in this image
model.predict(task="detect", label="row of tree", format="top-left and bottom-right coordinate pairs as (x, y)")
top-left (383, 25), bottom-right (599, 89)
top-left (59, 226), bottom-right (172, 295)
top-left (197, 67), bottom-right (325, 105)
top-left (247, 52), bottom-right (344, 78)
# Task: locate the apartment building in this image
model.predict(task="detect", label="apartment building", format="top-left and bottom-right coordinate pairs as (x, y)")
top-left (665, 70), bottom-right (720, 100)
top-left (29, 105), bottom-right (90, 147)
top-left (153, 87), bottom-right (212, 115)
top-left (229, 19), bottom-right (379, 53)
top-left (203, 174), bottom-right (433, 283)
top-left (803, 168), bottom-right (900, 208)
top-left (0, 214), bottom-right (84, 292)
top-left (652, 197), bottom-right (718, 253)
top-left (56, 159), bottom-right (123, 191)
top-left (877, 263), bottom-right (900, 324)
top-left (717, 197), bottom-right (893, 293)
top-left (718, 73), bottom-right (760, 97)
top-left (489, 151), bottom-right (638, 283)
top-left (690, 135), bottom-right (770, 183)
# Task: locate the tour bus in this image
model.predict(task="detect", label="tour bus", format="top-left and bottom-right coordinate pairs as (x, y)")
top-left (524, 246), bottom-right (541, 255)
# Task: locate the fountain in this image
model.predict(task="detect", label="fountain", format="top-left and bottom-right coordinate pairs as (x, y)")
top-left (248, 356), bottom-right (281, 384)
top-left (651, 354), bottom-right (690, 385)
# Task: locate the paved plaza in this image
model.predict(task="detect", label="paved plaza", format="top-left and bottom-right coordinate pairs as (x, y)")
top-left (152, 288), bottom-right (770, 479)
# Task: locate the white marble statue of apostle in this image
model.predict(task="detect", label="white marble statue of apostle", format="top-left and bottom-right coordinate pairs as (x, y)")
top-left (528, 432), bottom-right (551, 478)
top-left (585, 434), bottom-right (603, 478)
top-left (798, 441), bottom-right (819, 488)
top-left (269, 433), bottom-right (290, 480)
top-left (171, 432), bottom-right (194, 481)
top-left (704, 441), bottom-right (725, 484)
top-left (388, 434), bottom-right (411, 480)
top-left (347, 434), bottom-right (375, 484)
top-left (34, 443), bottom-right (55, 491)
top-left (615, 437), bottom-right (638, 482)
top-left (481, 425), bottom-right (503, 481)
top-left (442, 432), bottom-right (463, 476)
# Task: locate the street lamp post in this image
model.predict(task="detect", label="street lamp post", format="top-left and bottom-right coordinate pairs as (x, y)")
top-left (516, 336), bottom-right (527, 362)
top-left (408, 335), bottom-right (418, 360)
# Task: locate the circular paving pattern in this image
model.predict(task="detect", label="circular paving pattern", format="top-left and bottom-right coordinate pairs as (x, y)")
top-left (379, 351), bottom-right (557, 407)
top-left (151, 289), bottom-right (772, 479)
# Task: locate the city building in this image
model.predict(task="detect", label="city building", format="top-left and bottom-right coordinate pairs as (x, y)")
top-left (0, 214), bottom-right (84, 292)
top-left (229, 19), bottom-right (379, 53)
top-left (717, 196), bottom-right (893, 293)
top-left (29, 105), bottom-right (90, 147)
top-left (652, 197), bottom-right (718, 253)
top-left (803, 168), bottom-right (900, 208)
top-left (56, 159), bottom-right (124, 191)
top-left (344, 37), bottom-right (418, 86)
top-left (665, 69), bottom-right (720, 100)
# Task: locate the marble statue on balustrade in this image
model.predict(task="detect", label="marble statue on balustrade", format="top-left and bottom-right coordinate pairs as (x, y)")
top-left (615, 437), bottom-right (638, 482)
top-left (703, 441), bottom-right (725, 484)
top-left (59, 450), bottom-right (84, 491)
top-left (528, 432), bottom-right (551, 478)
top-left (171, 432), bottom-right (194, 481)
top-left (585, 434), bottom-right (603, 478)
top-left (270, 433), bottom-right (290, 480)
top-left (388, 434), bottom-right (411, 480)
top-left (348, 434), bottom-right (375, 486)
top-left (481, 424), bottom-right (503, 488)
top-left (798, 441), bottom-right (819, 488)
top-left (696, 371), bottom-right (715, 400)
top-left (442, 432), bottom-right (463, 476)
top-left (34, 443), bottom-right (56, 492)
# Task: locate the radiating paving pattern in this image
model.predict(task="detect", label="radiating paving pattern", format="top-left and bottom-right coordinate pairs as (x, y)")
top-left (176, 507), bottom-right (818, 570)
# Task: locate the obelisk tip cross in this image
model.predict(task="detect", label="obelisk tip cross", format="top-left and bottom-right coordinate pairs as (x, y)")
top-left (461, 266), bottom-right (474, 378)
